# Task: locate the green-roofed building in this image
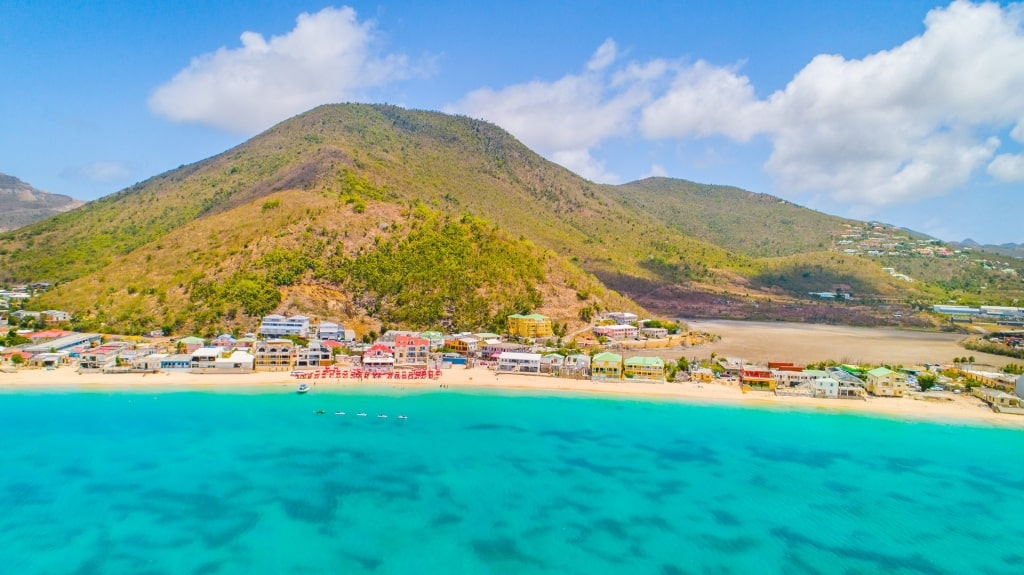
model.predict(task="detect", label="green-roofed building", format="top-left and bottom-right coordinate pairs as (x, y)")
top-left (865, 366), bottom-right (907, 397)
top-left (506, 313), bottom-right (553, 339)
top-left (624, 356), bottom-right (666, 381)
top-left (418, 331), bottom-right (445, 349)
top-left (592, 352), bottom-right (622, 380)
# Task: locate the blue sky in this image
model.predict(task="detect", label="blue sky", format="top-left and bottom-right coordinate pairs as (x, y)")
top-left (2, 1), bottom-right (1023, 244)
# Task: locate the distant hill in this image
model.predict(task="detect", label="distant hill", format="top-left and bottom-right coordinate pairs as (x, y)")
top-left (0, 173), bottom-right (82, 232)
top-left (1, 104), bottom-right (1018, 335)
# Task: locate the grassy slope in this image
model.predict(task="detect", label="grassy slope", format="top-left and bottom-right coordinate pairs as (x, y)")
top-left (7, 103), bottom-right (995, 333)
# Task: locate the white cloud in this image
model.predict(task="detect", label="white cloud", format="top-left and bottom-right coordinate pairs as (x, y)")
top-left (587, 39), bottom-right (618, 71)
top-left (988, 153), bottom-right (1024, 182)
top-left (61, 161), bottom-right (131, 183)
top-left (640, 60), bottom-right (763, 141)
top-left (641, 0), bottom-right (1024, 208)
top-left (149, 6), bottom-right (411, 133)
top-left (642, 164), bottom-right (668, 178)
top-left (551, 149), bottom-right (619, 183)
top-left (450, 41), bottom-right (651, 183)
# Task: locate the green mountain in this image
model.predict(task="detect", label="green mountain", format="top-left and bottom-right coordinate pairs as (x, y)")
top-left (0, 173), bottom-right (83, 232)
top-left (2, 104), bottom-right (1015, 335)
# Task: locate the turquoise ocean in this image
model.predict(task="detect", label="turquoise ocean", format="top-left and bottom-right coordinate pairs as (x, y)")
top-left (1, 386), bottom-right (1022, 574)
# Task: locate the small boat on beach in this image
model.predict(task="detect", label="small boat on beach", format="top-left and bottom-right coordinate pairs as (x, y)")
top-left (296, 382), bottom-right (311, 394)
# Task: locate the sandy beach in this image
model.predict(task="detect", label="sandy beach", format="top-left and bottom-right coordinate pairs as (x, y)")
top-left (2, 365), bottom-right (1021, 428)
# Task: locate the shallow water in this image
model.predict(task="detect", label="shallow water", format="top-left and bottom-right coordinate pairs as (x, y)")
top-left (1, 387), bottom-right (1021, 574)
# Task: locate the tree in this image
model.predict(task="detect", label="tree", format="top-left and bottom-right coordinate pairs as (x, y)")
top-left (676, 357), bottom-right (689, 371)
top-left (10, 353), bottom-right (25, 366)
top-left (917, 372), bottom-right (937, 391)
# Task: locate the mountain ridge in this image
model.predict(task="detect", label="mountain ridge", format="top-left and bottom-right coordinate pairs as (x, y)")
top-left (0, 172), bottom-right (83, 232)
top-left (1, 103), bottom-right (1019, 335)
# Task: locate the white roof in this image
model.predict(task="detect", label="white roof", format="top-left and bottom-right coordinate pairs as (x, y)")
top-left (498, 352), bottom-right (542, 361)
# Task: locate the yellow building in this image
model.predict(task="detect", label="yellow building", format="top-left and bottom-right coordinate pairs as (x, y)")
top-left (865, 367), bottom-right (907, 397)
top-left (624, 356), bottom-right (665, 381)
top-left (592, 352), bottom-right (622, 380)
top-left (506, 313), bottom-right (553, 339)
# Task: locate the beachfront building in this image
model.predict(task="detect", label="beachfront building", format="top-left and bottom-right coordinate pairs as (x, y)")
top-left (445, 335), bottom-right (481, 357)
top-left (362, 343), bottom-right (395, 372)
top-left (564, 354), bottom-right (591, 377)
top-left (294, 340), bottom-right (332, 368)
top-left (540, 353), bottom-right (565, 373)
top-left (592, 352), bottom-right (623, 380)
top-left (593, 324), bottom-right (639, 340)
top-left (191, 348), bottom-right (254, 374)
top-left (506, 314), bottom-right (553, 339)
top-left (481, 341), bottom-right (527, 360)
top-left (23, 332), bottom-right (100, 355)
top-left (865, 367), bottom-right (908, 397)
top-left (253, 339), bottom-right (295, 370)
top-left (691, 368), bottom-right (714, 382)
top-left (973, 387), bottom-right (1024, 414)
top-left (624, 356), bottom-right (665, 381)
top-left (393, 335), bottom-right (430, 367)
top-left (496, 352), bottom-right (542, 373)
top-left (160, 354), bottom-right (193, 371)
top-left (191, 347), bottom-right (226, 370)
top-left (257, 314), bottom-right (310, 338)
top-left (741, 365), bottom-right (776, 390)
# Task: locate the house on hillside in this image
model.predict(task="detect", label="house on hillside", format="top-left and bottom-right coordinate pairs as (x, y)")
top-left (506, 314), bottom-right (553, 339)
top-left (177, 336), bottom-right (206, 354)
top-left (257, 314), bottom-right (310, 338)
top-left (41, 310), bottom-right (71, 324)
top-left (865, 367), bottom-right (907, 397)
top-left (604, 312), bottom-right (638, 325)
top-left (593, 324), bottom-right (639, 340)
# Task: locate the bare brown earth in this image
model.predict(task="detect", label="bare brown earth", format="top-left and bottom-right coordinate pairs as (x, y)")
top-left (628, 282), bottom-right (932, 328)
top-left (679, 319), bottom-right (1011, 367)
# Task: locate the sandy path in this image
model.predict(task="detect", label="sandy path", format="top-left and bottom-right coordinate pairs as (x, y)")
top-left (681, 320), bottom-right (1011, 367)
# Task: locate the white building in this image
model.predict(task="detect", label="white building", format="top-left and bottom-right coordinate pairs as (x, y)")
top-left (497, 352), bottom-right (542, 373)
top-left (605, 312), bottom-right (638, 325)
top-left (258, 314), bottom-right (310, 338)
top-left (316, 321), bottom-right (349, 341)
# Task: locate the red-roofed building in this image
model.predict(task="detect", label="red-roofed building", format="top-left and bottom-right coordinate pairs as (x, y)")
top-left (362, 343), bottom-right (394, 372)
top-left (26, 329), bottom-right (74, 343)
top-left (393, 335), bottom-right (429, 366)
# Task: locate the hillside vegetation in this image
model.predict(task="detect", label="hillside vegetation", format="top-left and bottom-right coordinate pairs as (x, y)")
top-left (2, 103), bottom-right (1013, 335)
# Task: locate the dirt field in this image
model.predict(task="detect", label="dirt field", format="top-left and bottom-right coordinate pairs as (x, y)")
top-left (674, 320), bottom-right (1012, 367)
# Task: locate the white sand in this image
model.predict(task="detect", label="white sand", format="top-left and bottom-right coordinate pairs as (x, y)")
top-left (2, 366), bottom-right (1020, 428)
